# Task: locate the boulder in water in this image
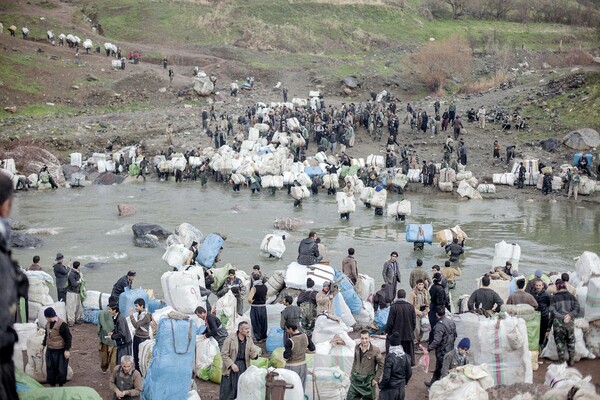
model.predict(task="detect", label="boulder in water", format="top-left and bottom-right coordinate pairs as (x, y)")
top-left (10, 232), bottom-right (43, 248)
top-left (133, 234), bottom-right (159, 248)
top-left (94, 172), bottom-right (125, 185)
top-left (84, 262), bottom-right (110, 269)
top-left (118, 203), bottom-right (137, 217)
top-left (132, 223), bottom-right (171, 240)
top-left (62, 165), bottom-right (81, 181)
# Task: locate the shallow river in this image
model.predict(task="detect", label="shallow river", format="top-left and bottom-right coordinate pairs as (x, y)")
top-left (10, 182), bottom-right (600, 303)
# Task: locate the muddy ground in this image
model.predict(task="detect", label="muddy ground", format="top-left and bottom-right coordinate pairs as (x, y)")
top-left (58, 322), bottom-right (600, 400)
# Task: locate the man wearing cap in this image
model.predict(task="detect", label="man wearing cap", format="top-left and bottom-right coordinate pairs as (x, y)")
top-left (107, 303), bottom-right (132, 364)
top-left (40, 307), bottom-right (72, 387)
top-left (66, 261), bottom-right (83, 326)
top-left (549, 280), bottom-right (580, 366)
top-left (109, 271), bottom-right (136, 305)
top-left (379, 332), bottom-right (412, 400)
top-left (441, 338), bottom-right (470, 378)
top-left (425, 306), bottom-right (457, 387)
top-left (502, 261), bottom-right (514, 277)
top-left (347, 330), bottom-right (384, 400)
top-left (53, 253), bottom-right (69, 302)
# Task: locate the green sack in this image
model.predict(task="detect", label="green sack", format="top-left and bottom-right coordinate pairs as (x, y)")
top-left (269, 347), bottom-right (285, 368)
top-left (209, 353), bottom-right (223, 384)
top-left (211, 264), bottom-right (232, 292)
top-left (340, 166), bottom-right (350, 178)
top-left (15, 368), bottom-right (43, 391)
top-left (18, 386), bottom-right (102, 400)
top-left (128, 164), bottom-right (140, 177)
top-left (306, 353), bottom-right (314, 369)
top-left (251, 357), bottom-right (269, 369)
top-left (519, 311), bottom-right (541, 351)
top-left (198, 366), bottom-right (211, 381)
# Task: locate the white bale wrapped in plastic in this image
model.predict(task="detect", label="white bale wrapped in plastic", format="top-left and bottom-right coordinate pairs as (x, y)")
top-left (25, 271), bottom-right (54, 306)
top-left (333, 293), bottom-right (356, 327)
top-left (139, 339), bottom-right (155, 377)
top-left (323, 174), bottom-right (340, 189)
top-left (26, 329), bottom-right (73, 383)
top-left (195, 336), bottom-right (219, 374)
top-left (285, 263), bottom-right (334, 291)
top-left (407, 169), bottom-right (421, 183)
top-left (231, 173), bottom-right (245, 185)
top-left (457, 180), bottom-right (483, 199)
top-left (83, 290), bottom-right (110, 310)
top-left (292, 98), bottom-right (308, 108)
top-left (216, 291), bottom-right (238, 334)
top-left (465, 176), bottom-right (479, 188)
top-left (366, 154), bottom-right (384, 168)
top-left (83, 39), bottom-right (93, 49)
top-left (370, 188), bottom-right (387, 208)
top-left (493, 173), bottom-right (515, 186)
top-left (439, 168), bottom-right (456, 183)
top-left (312, 315), bottom-right (351, 344)
top-left (359, 187), bottom-right (375, 204)
top-left (254, 123), bottom-right (270, 133)
top-left (237, 366), bottom-right (304, 400)
top-left (439, 181), bottom-right (453, 192)
top-left (314, 331), bottom-right (355, 375)
top-left (492, 240), bottom-right (521, 270)
top-left (292, 132), bottom-right (306, 148)
top-left (248, 127), bottom-right (260, 141)
top-left (286, 117), bottom-right (300, 131)
top-left (541, 319), bottom-right (596, 362)
top-left (290, 185), bottom-right (310, 200)
top-left (266, 270), bottom-right (285, 297)
top-left (552, 176), bottom-right (563, 191)
top-left (454, 313), bottom-right (532, 386)
top-left (356, 274), bottom-right (375, 302)
top-left (162, 244), bottom-right (193, 268)
top-left (428, 364), bottom-right (494, 400)
top-left (161, 269), bottom-right (205, 314)
top-left (392, 173), bottom-right (409, 189)
top-left (37, 302), bottom-right (67, 329)
top-left (477, 184), bottom-right (496, 194)
top-left (174, 222), bottom-right (204, 248)
top-left (111, 60), bottom-right (121, 69)
top-left (70, 153), bottom-right (82, 168)
top-left (386, 200), bottom-right (411, 217)
top-left (336, 192), bottom-right (355, 214)
top-left (575, 251), bottom-right (600, 286)
top-left (354, 302), bottom-right (375, 326)
top-left (585, 277), bottom-right (600, 321)
top-left (305, 367), bottom-right (351, 400)
top-left (576, 286), bottom-right (587, 318)
top-left (260, 233), bottom-right (286, 259)
top-left (456, 171), bottom-right (473, 181)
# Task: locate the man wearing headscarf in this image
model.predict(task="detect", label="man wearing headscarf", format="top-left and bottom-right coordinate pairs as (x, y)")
top-left (379, 332), bottom-right (412, 400)
top-left (41, 307), bottom-right (72, 387)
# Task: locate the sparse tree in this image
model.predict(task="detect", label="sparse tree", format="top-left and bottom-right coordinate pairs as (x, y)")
top-left (407, 36), bottom-right (473, 93)
top-left (486, 0), bottom-right (515, 19)
top-left (445, 0), bottom-right (466, 18)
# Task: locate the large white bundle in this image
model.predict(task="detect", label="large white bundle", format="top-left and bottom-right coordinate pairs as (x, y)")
top-left (282, 171), bottom-right (296, 185)
top-left (248, 127), bottom-right (260, 141)
top-left (241, 140), bottom-right (256, 152)
top-left (465, 176), bottom-right (478, 188)
top-left (585, 277), bottom-right (600, 321)
top-left (26, 329), bottom-right (73, 383)
top-left (215, 291), bottom-right (238, 334)
top-left (492, 241), bottom-right (521, 270)
top-left (286, 117), bottom-right (300, 131)
top-left (37, 302), bottom-right (67, 329)
top-left (175, 222), bottom-right (204, 248)
top-left (292, 98), bottom-right (308, 108)
top-left (97, 159), bottom-right (107, 173)
top-left (478, 277), bottom-right (510, 304)
top-left (26, 271), bottom-right (54, 306)
top-left (512, 160), bottom-right (539, 175)
top-left (477, 184), bottom-right (496, 194)
top-left (238, 366), bottom-right (304, 400)
top-left (111, 60), bottom-right (121, 69)
top-left (439, 181), bottom-right (453, 192)
top-left (158, 159), bottom-right (174, 173)
top-left (391, 173), bottom-right (409, 189)
top-left (492, 173), bottom-right (515, 186)
top-left (290, 185), bottom-right (310, 200)
top-left (576, 286), bottom-right (587, 318)
top-left (296, 172), bottom-right (312, 186)
top-left (139, 339), bottom-right (155, 377)
top-left (314, 332), bottom-right (355, 375)
top-left (314, 152), bottom-right (327, 164)
top-left (161, 270), bottom-right (204, 314)
top-left (83, 39), bottom-right (93, 49)
top-left (428, 364), bottom-right (492, 400)
top-left (366, 154), bottom-right (384, 168)
top-left (255, 123), bottom-right (270, 133)
top-left (162, 244), bottom-right (193, 268)
top-left (312, 315), bottom-right (351, 344)
top-left (323, 174), bottom-right (340, 189)
top-left (285, 263), bottom-right (334, 290)
top-left (70, 153), bottom-right (82, 168)
top-left (407, 169), bottom-right (421, 183)
top-left (453, 313), bottom-right (532, 386)
top-left (105, 160), bottom-right (116, 172)
top-left (457, 180), bottom-right (482, 199)
top-left (265, 270), bottom-right (286, 297)
top-left (195, 336), bottom-right (219, 373)
top-left (359, 187), bottom-right (374, 204)
top-left (576, 251), bottom-right (600, 286)
top-left (336, 192), bottom-right (355, 214)
top-left (305, 367), bottom-right (351, 400)
top-left (260, 234), bottom-right (286, 259)
top-left (578, 176), bottom-right (596, 195)
top-left (439, 168), bottom-right (456, 183)
top-left (456, 171), bottom-right (473, 181)
top-left (370, 189), bottom-right (387, 208)
top-left (83, 290), bottom-right (110, 310)
top-left (354, 302), bottom-right (375, 326)
top-left (333, 293), bottom-right (356, 327)
top-left (523, 172), bottom-right (539, 186)
top-left (356, 274), bottom-right (375, 301)
top-left (552, 176), bottom-right (563, 191)
top-left (386, 200), bottom-right (411, 217)
top-left (231, 173), bottom-right (245, 185)
top-left (541, 322), bottom-right (596, 362)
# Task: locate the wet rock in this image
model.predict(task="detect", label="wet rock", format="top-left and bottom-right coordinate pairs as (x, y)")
top-left (84, 262), bottom-right (110, 269)
top-left (11, 232), bottom-right (43, 248)
top-left (118, 203), bottom-right (137, 217)
top-left (62, 165), bottom-right (81, 181)
top-left (93, 172), bottom-right (125, 185)
top-left (132, 223), bottom-right (171, 240)
top-left (342, 77), bottom-right (359, 89)
top-left (133, 234), bottom-right (159, 248)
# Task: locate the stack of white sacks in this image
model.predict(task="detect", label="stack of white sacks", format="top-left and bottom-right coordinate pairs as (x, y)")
top-left (454, 165), bottom-right (481, 199)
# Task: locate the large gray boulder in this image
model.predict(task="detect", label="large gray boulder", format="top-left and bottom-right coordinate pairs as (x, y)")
top-left (132, 223), bottom-right (171, 240)
top-left (94, 172), bottom-right (125, 185)
top-left (133, 234), bottom-right (159, 248)
top-left (11, 232), bottom-right (43, 248)
top-left (193, 76), bottom-right (214, 96)
top-left (342, 76), bottom-right (360, 89)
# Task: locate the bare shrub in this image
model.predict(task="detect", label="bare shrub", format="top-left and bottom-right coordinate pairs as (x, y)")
top-left (535, 50), bottom-right (594, 68)
top-left (462, 70), bottom-right (513, 94)
top-left (406, 36), bottom-right (473, 93)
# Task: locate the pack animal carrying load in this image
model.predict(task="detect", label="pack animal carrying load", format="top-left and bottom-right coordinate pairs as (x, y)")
top-left (406, 224), bottom-right (433, 244)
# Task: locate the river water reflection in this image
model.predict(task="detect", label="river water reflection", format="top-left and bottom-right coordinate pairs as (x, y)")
top-left (10, 181), bottom-right (600, 301)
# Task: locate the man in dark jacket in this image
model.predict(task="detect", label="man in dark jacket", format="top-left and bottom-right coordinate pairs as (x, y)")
top-left (441, 337), bottom-right (470, 378)
top-left (531, 279), bottom-right (552, 347)
top-left (549, 280), bottom-right (580, 366)
top-left (297, 278), bottom-right (318, 340)
top-left (444, 238), bottom-right (464, 263)
top-left (280, 295), bottom-right (301, 349)
top-left (66, 261), bottom-right (83, 326)
top-left (297, 231), bottom-right (322, 265)
top-left (467, 275), bottom-right (503, 313)
top-left (385, 289), bottom-right (416, 366)
top-left (0, 174), bottom-right (29, 400)
top-left (379, 332), bottom-right (412, 400)
top-left (41, 307), bottom-right (72, 387)
top-left (373, 283), bottom-right (391, 312)
top-left (428, 273), bottom-right (447, 341)
top-left (195, 306), bottom-right (228, 348)
top-left (425, 306), bottom-right (457, 387)
top-left (109, 271), bottom-right (136, 305)
top-left (107, 303), bottom-right (132, 364)
top-left (53, 253), bottom-right (69, 302)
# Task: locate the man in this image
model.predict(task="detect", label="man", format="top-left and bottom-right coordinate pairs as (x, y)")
top-left (247, 273), bottom-right (268, 342)
top-left (547, 273), bottom-right (577, 296)
top-left (478, 106), bottom-right (486, 129)
top-left (107, 303), bottom-right (132, 363)
top-left (98, 308), bottom-right (117, 374)
top-left (386, 289), bottom-right (416, 365)
top-left (507, 279), bottom-right (539, 308)
top-left (109, 271), bottom-right (136, 305)
top-left (195, 306), bottom-right (228, 349)
top-left (297, 278), bottom-right (318, 340)
top-left (40, 307), bottom-right (72, 387)
top-left (280, 295), bottom-right (301, 348)
top-left (425, 306), bottom-right (457, 387)
top-left (441, 261), bottom-right (461, 290)
top-left (467, 275), bottom-right (504, 313)
top-left (129, 298), bottom-right (152, 372)
top-left (506, 145), bottom-right (516, 166)
top-left (373, 283), bottom-right (390, 312)
top-left (549, 280), bottom-right (580, 366)
top-left (283, 322), bottom-right (314, 391)
top-left (531, 279), bottom-right (552, 347)
top-left (429, 273), bottom-right (447, 338)
top-left (189, 241), bottom-right (199, 265)
top-left (458, 139), bottom-right (467, 166)
top-left (516, 162), bottom-right (526, 189)
top-left (109, 355), bottom-right (143, 400)
top-left (342, 248), bottom-right (359, 285)
top-left (503, 261), bottom-right (514, 277)
top-left (567, 168), bottom-right (580, 201)
top-left (297, 231), bottom-right (322, 266)
top-left (220, 321), bottom-right (258, 400)
top-left (66, 261), bottom-right (83, 326)
top-left (445, 238), bottom-right (464, 263)
top-left (441, 338), bottom-right (470, 378)
top-left (217, 269), bottom-right (244, 316)
top-left (316, 280), bottom-right (337, 316)
top-left (493, 140), bottom-right (501, 161)
top-left (379, 332), bottom-right (412, 400)
top-left (382, 252), bottom-right (400, 303)
top-left (408, 279), bottom-right (430, 345)
top-left (409, 259), bottom-right (431, 289)
top-left (526, 269), bottom-right (548, 293)
top-left (53, 253), bottom-right (69, 302)
top-left (347, 330), bottom-right (384, 400)
top-left (29, 255), bottom-right (42, 271)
